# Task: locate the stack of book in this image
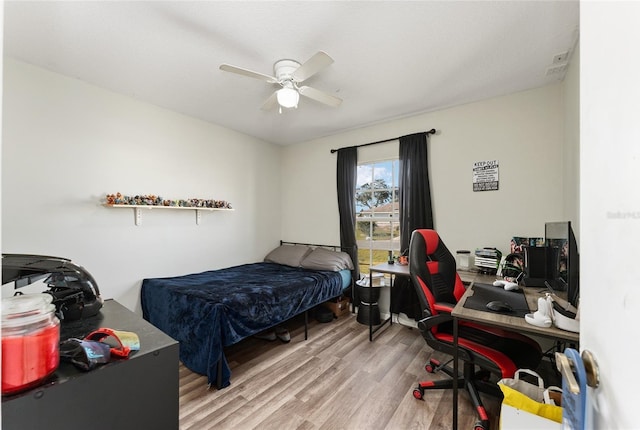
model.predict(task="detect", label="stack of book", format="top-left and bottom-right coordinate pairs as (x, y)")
top-left (474, 248), bottom-right (502, 274)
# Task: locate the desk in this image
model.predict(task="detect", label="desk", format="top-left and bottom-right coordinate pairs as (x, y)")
top-left (366, 262), bottom-right (410, 341)
top-left (450, 280), bottom-right (579, 430)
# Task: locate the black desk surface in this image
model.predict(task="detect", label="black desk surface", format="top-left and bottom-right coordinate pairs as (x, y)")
top-left (462, 282), bottom-right (530, 317)
top-left (2, 299), bottom-right (180, 430)
top-left (453, 283), bottom-right (580, 343)
top-left (2, 298), bottom-right (178, 401)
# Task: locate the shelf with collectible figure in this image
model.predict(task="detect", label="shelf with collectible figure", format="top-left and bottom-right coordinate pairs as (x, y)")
top-left (103, 193), bottom-right (233, 225)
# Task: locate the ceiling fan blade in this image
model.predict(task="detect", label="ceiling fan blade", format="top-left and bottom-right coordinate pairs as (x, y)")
top-left (292, 51), bottom-right (334, 82)
top-left (298, 86), bottom-right (342, 107)
top-left (219, 64), bottom-right (277, 83)
top-left (261, 92), bottom-right (278, 110)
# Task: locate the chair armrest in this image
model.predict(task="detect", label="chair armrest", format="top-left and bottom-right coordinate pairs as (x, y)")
top-left (417, 312), bottom-right (473, 362)
top-left (417, 313), bottom-right (452, 332)
top-left (433, 302), bottom-right (456, 313)
top-left (417, 301), bottom-right (455, 331)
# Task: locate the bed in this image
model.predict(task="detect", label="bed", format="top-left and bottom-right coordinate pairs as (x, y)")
top-left (140, 242), bottom-right (354, 388)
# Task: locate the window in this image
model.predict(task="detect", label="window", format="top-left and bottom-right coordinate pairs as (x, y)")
top-left (356, 159), bottom-right (400, 274)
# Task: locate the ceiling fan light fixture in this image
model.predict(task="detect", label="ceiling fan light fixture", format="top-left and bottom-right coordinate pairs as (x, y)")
top-left (220, 51), bottom-right (340, 112)
top-left (276, 86), bottom-right (299, 109)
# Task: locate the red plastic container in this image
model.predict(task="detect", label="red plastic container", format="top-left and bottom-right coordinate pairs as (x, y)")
top-left (2, 294), bottom-right (60, 395)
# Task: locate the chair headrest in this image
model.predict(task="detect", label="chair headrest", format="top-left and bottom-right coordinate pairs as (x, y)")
top-left (415, 229), bottom-right (440, 255)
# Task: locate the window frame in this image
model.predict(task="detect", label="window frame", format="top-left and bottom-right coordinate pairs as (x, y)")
top-left (355, 158), bottom-right (401, 274)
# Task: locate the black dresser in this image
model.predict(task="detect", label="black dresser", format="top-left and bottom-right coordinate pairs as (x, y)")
top-left (2, 299), bottom-right (179, 430)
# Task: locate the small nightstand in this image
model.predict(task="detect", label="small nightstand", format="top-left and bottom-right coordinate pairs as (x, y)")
top-left (2, 299), bottom-right (179, 430)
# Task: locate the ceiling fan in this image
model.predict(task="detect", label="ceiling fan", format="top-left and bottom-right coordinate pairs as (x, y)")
top-left (219, 51), bottom-right (342, 113)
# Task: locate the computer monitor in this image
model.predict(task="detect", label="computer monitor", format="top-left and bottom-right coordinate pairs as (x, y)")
top-left (545, 221), bottom-right (579, 308)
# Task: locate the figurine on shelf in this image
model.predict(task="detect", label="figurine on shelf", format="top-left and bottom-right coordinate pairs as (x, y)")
top-left (105, 193), bottom-right (232, 209)
top-left (105, 192), bottom-right (125, 205)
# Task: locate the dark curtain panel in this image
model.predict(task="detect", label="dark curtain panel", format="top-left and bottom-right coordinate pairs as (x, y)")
top-left (336, 147), bottom-right (360, 285)
top-left (392, 132), bottom-right (433, 319)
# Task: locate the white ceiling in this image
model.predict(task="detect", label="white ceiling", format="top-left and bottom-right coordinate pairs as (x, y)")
top-left (3, 1), bottom-right (579, 145)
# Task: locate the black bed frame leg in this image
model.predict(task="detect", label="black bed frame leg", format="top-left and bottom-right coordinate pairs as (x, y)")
top-left (304, 310), bottom-right (309, 340)
top-left (216, 359), bottom-right (223, 389)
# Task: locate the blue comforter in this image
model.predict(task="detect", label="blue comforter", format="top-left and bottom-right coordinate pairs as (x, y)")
top-left (141, 262), bottom-right (344, 388)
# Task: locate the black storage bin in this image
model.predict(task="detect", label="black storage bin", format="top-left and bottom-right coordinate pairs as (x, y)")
top-left (356, 284), bottom-right (381, 325)
top-left (356, 302), bottom-right (381, 325)
top-left (357, 284), bottom-right (381, 303)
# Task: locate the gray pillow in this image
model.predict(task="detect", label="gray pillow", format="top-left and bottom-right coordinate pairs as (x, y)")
top-left (264, 245), bottom-right (312, 267)
top-left (300, 247), bottom-right (354, 271)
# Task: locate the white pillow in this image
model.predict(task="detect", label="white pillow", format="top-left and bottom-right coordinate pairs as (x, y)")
top-left (264, 245), bottom-right (312, 267)
top-left (300, 247), bottom-right (354, 271)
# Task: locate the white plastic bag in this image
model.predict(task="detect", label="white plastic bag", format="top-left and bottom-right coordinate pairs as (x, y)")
top-left (498, 369), bottom-right (563, 428)
top-left (499, 369), bottom-right (546, 402)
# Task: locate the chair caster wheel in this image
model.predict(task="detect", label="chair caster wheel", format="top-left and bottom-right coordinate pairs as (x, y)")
top-left (473, 421), bottom-right (488, 430)
top-left (412, 388), bottom-right (424, 400)
top-left (425, 358), bottom-right (439, 373)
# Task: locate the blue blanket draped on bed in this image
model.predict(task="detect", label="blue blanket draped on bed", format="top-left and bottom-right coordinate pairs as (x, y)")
top-left (140, 262), bottom-right (344, 388)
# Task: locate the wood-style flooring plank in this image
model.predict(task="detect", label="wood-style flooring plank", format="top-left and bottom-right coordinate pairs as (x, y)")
top-left (179, 312), bottom-right (502, 430)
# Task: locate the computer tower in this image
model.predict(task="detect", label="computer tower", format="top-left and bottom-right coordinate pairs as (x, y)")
top-left (523, 246), bottom-right (548, 287)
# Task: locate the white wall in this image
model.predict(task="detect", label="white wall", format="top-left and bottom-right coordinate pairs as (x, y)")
top-left (562, 40), bottom-right (580, 240)
top-left (281, 84), bottom-right (569, 257)
top-left (2, 59), bottom-right (283, 313)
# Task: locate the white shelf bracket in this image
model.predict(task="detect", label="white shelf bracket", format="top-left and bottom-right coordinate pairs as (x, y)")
top-left (104, 203), bottom-right (232, 225)
top-left (134, 207), bottom-right (142, 226)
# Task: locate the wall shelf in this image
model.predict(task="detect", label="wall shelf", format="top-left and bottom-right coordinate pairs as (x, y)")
top-left (103, 204), bottom-right (233, 226)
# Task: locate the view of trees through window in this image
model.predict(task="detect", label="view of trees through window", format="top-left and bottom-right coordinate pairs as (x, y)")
top-left (356, 159), bottom-right (400, 274)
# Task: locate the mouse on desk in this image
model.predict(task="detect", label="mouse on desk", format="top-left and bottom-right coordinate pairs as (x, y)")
top-left (486, 300), bottom-right (514, 313)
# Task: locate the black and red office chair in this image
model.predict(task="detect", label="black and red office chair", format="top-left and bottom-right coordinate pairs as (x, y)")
top-left (408, 229), bottom-right (542, 430)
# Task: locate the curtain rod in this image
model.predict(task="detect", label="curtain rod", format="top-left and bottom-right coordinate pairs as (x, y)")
top-left (330, 129), bottom-right (436, 154)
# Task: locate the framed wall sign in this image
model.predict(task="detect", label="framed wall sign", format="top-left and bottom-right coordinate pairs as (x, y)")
top-left (473, 160), bottom-right (499, 191)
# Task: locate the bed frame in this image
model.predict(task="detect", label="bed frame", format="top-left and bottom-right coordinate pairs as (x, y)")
top-left (280, 239), bottom-right (357, 315)
top-left (209, 240), bottom-right (355, 390)
top-left (142, 240), bottom-right (356, 390)
top-left (210, 240), bottom-right (356, 389)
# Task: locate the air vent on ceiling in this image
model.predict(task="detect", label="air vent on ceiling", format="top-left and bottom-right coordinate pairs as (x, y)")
top-left (553, 51), bottom-right (569, 64)
top-left (546, 64), bottom-right (568, 76)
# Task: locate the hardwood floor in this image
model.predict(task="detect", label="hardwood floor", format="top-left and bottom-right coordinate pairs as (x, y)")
top-left (179, 312), bottom-right (501, 430)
